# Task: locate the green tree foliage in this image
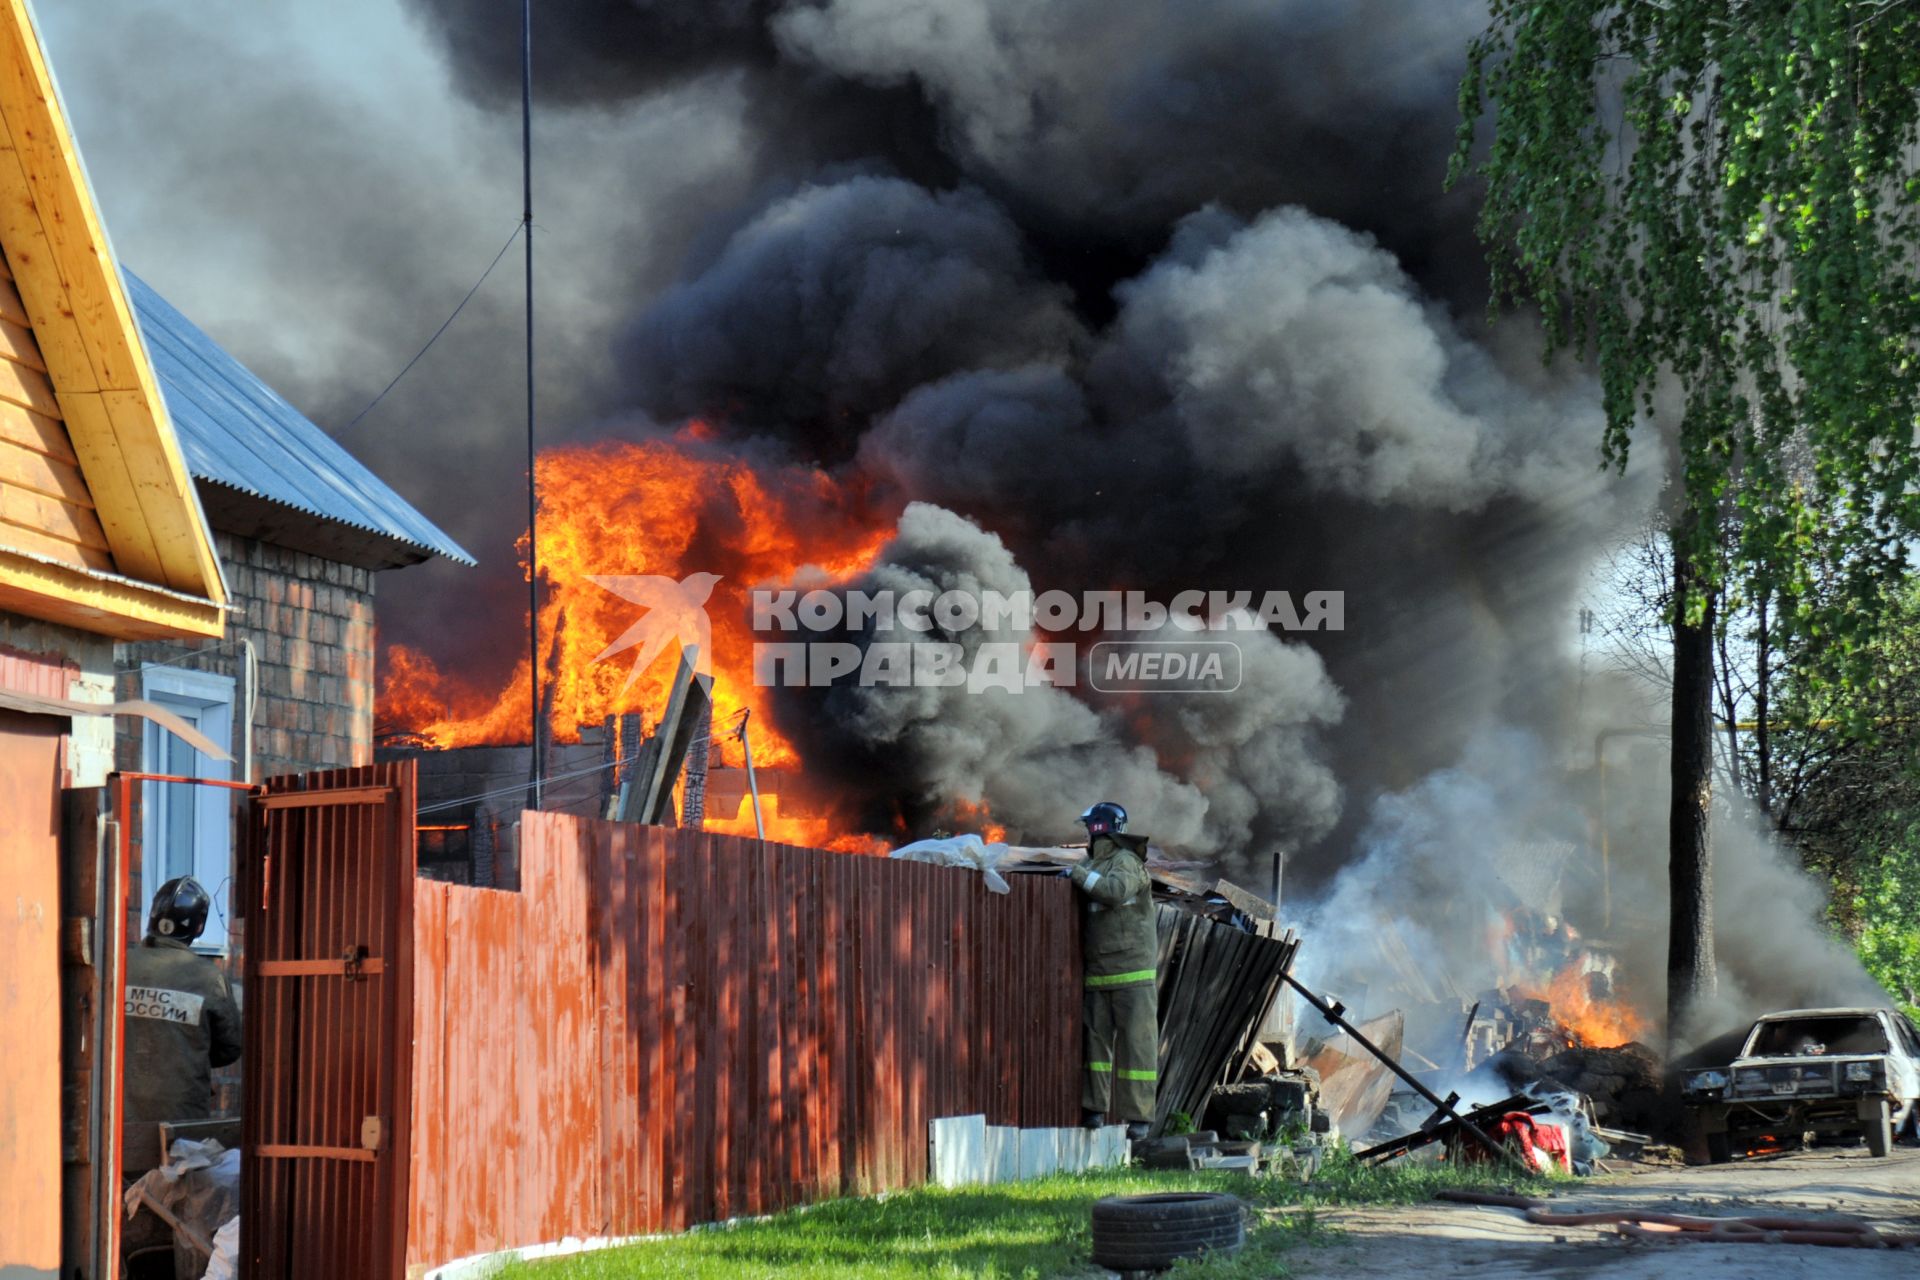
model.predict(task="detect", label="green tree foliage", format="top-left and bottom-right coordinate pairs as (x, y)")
top-left (1853, 828), bottom-right (1920, 1020)
top-left (1457, 0), bottom-right (1920, 1034)
top-left (1455, 0), bottom-right (1920, 674)
top-left (1767, 582), bottom-right (1920, 1017)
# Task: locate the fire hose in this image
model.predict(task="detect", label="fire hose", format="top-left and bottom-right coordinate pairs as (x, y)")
top-left (1434, 1189), bottom-right (1920, 1249)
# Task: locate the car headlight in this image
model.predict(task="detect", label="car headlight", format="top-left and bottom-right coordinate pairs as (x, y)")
top-left (1845, 1062), bottom-right (1879, 1083)
top-left (1687, 1070), bottom-right (1730, 1091)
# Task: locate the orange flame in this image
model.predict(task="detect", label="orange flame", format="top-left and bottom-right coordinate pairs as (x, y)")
top-left (380, 431), bottom-right (900, 845)
top-left (1514, 966), bottom-right (1652, 1049)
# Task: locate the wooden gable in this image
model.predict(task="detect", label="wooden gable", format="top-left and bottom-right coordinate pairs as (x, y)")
top-left (0, 0), bottom-right (224, 639)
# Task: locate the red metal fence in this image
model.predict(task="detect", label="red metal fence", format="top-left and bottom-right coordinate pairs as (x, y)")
top-left (243, 764), bottom-right (416, 1280)
top-left (406, 812), bottom-right (1081, 1270)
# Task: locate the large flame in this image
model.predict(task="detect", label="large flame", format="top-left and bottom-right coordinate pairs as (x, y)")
top-left (1513, 965), bottom-right (1653, 1050)
top-left (379, 430), bottom-right (898, 845)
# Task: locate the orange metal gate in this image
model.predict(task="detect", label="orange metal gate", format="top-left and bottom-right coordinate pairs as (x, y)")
top-left (243, 763), bottom-right (416, 1280)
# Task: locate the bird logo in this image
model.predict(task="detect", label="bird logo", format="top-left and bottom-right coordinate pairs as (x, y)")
top-left (588, 572), bottom-right (722, 692)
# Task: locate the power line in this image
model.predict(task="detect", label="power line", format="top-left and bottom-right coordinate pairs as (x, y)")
top-left (338, 222), bottom-right (523, 435)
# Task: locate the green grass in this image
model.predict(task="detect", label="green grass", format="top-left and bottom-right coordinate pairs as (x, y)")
top-left (496, 1149), bottom-right (1550, 1279)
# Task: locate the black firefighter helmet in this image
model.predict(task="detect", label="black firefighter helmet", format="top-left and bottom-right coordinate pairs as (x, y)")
top-left (148, 876), bottom-right (211, 944)
top-left (1080, 801), bottom-right (1127, 836)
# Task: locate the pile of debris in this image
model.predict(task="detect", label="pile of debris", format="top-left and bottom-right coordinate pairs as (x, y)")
top-left (1478, 1041), bottom-right (1665, 1135)
top-left (1138, 1055), bottom-right (1337, 1177)
top-left (1149, 905), bottom-right (1299, 1136)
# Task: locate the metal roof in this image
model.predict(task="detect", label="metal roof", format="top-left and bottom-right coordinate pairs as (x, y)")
top-left (125, 270), bottom-right (476, 566)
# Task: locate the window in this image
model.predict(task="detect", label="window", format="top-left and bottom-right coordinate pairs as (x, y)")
top-left (140, 666), bottom-right (235, 954)
top-left (1747, 1015), bottom-right (1889, 1058)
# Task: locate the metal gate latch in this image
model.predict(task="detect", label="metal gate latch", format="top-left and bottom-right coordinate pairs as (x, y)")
top-left (342, 944), bottom-right (369, 982)
top-left (361, 1116), bottom-right (383, 1151)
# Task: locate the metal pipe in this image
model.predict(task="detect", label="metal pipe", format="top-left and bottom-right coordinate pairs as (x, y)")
top-left (737, 710), bottom-right (765, 839)
top-left (241, 637), bottom-right (257, 783)
top-left (1283, 972), bottom-right (1530, 1173)
top-left (522, 0), bottom-right (541, 810)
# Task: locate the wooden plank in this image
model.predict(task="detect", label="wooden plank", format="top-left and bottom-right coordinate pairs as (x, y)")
top-left (0, 313), bottom-right (45, 372)
top-left (0, 13), bottom-right (142, 391)
top-left (0, 135), bottom-right (95, 394)
top-left (0, 435), bottom-right (92, 504)
top-left (0, 547), bottom-right (223, 638)
top-left (53, 389), bottom-right (163, 581)
top-left (0, 272), bottom-right (26, 326)
top-left (103, 387), bottom-right (220, 595)
top-left (0, 473), bottom-right (108, 548)
top-left (0, 513), bottom-right (110, 570)
top-left (0, 397), bottom-right (73, 463)
top-left (0, 348), bottom-right (56, 417)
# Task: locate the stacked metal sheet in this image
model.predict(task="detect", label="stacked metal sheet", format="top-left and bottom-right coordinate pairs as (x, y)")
top-left (1151, 905), bottom-right (1302, 1134)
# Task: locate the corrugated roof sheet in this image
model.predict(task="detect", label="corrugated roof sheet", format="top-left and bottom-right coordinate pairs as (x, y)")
top-left (125, 269), bottom-right (476, 566)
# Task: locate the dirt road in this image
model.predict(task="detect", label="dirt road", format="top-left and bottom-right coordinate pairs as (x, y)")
top-left (1285, 1147), bottom-right (1920, 1278)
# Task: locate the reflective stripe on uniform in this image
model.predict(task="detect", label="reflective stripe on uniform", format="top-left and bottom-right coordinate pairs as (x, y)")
top-left (1087, 1061), bottom-right (1113, 1073)
top-left (1082, 869), bottom-right (1103, 890)
top-left (1118, 1068), bottom-right (1158, 1081)
top-left (1085, 968), bottom-right (1156, 988)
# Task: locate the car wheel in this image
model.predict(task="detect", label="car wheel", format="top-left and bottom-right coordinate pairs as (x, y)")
top-left (1090, 1192), bottom-right (1246, 1270)
top-left (1865, 1100), bottom-right (1893, 1158)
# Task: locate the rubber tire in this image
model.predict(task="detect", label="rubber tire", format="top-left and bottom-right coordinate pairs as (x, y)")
top-left (1091, 1192), bottom-right (1245, 1270)
top-left (1705, 1132), bottom-right (1732, 1164)
top-left (1865, 1100), bottom-right (1894, 1158)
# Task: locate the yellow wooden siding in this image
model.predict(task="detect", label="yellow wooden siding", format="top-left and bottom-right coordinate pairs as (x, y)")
top-left (0, 266), bottom-right (114, 573)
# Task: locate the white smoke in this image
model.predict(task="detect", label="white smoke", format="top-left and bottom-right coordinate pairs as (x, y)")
top-left (1294, 724), bottom-right (1890, 1049)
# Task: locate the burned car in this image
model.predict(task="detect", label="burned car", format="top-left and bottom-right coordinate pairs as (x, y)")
top-left (1683, 1007), bottom-right (1920, 1161)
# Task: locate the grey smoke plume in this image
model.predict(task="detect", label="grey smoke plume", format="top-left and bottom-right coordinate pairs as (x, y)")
top-left (1104, 207), bottom-right (1604, 510)
top-left (789, 502), bottom-right (1346, 853)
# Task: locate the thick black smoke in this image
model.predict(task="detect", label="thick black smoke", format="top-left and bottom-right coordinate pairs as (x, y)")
top-left (622, 178), bottom-right (1081, 452)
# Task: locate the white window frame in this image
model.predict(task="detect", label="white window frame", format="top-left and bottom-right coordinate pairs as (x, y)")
top-left (140, 665), bottom-right (235, 955)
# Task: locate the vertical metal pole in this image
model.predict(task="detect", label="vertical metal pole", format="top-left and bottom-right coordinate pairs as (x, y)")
top-left (522, 0), bottom-right (541, 809)
top-left (739, 712), bottom-right (765, 839)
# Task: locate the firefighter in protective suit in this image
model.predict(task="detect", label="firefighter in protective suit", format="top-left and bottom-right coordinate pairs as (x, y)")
top-left (1069, 801), bottom-right (1157, 1138)
top-left (124, 877), bottom-right (242, 1124)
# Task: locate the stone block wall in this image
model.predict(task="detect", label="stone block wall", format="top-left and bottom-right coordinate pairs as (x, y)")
top-left (116, 529), bottom-right (376, 781)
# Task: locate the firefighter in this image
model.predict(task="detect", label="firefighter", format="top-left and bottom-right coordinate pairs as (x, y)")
top-left (123, 877), bottom-right (242, 1125)
top-left (1069, 801), bottom-right (1157, 1139)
